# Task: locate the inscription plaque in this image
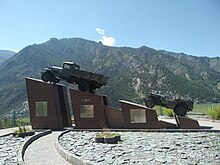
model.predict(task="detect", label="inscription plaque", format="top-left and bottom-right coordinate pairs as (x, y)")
top-left (35, 101), bottom-right (48, 117)
top-left (130, 109), bottom-right (146, 123)
top-left (80, 105), bottom-right (94, 118)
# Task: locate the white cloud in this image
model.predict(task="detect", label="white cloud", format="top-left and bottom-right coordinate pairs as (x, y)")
top-left (100, 36), bottom-right (116, 46)
top-left (96, 28), bottom-right (105, 35)
top-left (96, 27), bottom-right (116, 46)
top-left (13, 49), bottom-right (20, 53)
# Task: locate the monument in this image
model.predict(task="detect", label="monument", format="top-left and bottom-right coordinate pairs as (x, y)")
top-left (26, 62), bottom-right (200, 130)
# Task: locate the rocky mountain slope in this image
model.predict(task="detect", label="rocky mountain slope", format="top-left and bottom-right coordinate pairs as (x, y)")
top-left (0, 50), bottom-right (16, 65)
top-left (0, 38), bottom-right (220, 114)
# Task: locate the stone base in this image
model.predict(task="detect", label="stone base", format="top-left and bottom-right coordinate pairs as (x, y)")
top-left (159, 120), bottom-right (177, 129)
top-left (174, 114), bottom-right (200, 129)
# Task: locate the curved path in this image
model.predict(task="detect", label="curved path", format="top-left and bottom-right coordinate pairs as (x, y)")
top-left (24, 132), bottom-right (71, 165)
top-left (0, 127), bottom-right (17, 136)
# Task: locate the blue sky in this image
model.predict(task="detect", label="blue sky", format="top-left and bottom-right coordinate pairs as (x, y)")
top-left (0, 0), bottom-right (219, 57)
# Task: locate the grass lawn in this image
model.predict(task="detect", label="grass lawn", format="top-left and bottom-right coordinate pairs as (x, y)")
top-left (193, 103), bottom-right (220, 115)
top-left (154, 103), bottom-right (220, 116)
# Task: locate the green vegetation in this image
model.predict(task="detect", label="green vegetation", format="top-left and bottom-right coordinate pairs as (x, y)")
top-left (154, 106), bottom-right (173, 117)
top-left (0, 117), bottom-right (12, 128)
top-left (13, 125), bottom-right (34, 138)
top-left (163, 108), bottom-right (174, 117)
top-left (0, 117), bottom-right (30, 129)
top-left (96, 127), bottom-right (120, 138)
top-left (16, 117), bottom-right (30, 125)
top-left (0, 59), bottom-right (4, 65)
top-left (95, 133), bottom-right (104, 138)
top-left (104, 133), bottom-right (120, 138)
top-left (193, 103), bottom-right (220, 115)
top-left (96, 133), bottom-right (120, 138)
top-left (208, 106), bottom-right (220, 120)
top-left (14, 126), bottom-right (32, 134)
top-left (154, 103), bottom-right (220, 120)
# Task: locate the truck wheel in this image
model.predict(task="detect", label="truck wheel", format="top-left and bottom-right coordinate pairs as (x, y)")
top-left (173, 105), bottom-right (187, 116)
top-left (78, 80), bottom-right (90, 92)
top-left (51, 76), bottom-right (60, 84)
top-left (145, 98), bottom-right (155, 108)
top-left (42, 71), bottom-right (52, 82)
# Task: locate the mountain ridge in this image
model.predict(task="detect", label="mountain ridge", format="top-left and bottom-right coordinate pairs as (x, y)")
top-left (0, 37), bottom-right (220, 114)
top-left (0, 50), bottom-right (16, 65)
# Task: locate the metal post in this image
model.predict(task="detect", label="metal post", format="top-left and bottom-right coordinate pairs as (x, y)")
top-left (13, 109), bottom-right (16, 126)
top-left (160, 106), bottom-right (163, 116)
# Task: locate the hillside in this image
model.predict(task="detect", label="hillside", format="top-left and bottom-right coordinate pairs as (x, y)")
top-left (0, 38), bottom-right (220, 114)
top-left (0, 50), bottom-right (16, 65)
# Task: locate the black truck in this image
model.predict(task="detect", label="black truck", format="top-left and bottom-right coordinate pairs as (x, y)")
top-left (41, 62), bottom-right (108, 93)
top-left (144, 92), bottom-right (193, 116)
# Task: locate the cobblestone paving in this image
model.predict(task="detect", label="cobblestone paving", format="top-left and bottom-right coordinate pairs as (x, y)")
top-left (59, 131), bottom-right (220, 165)
top-left (0, 135), bottom-right (28, 165)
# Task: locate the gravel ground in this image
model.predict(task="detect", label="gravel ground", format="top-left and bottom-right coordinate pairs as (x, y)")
top-left (59, 131), bottom-right (220, 165)
top-left (0, 134), bottom-right (29, 165)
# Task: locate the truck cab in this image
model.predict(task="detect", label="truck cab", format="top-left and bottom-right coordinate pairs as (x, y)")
top-left (63, 62), bottom-right (80, 70)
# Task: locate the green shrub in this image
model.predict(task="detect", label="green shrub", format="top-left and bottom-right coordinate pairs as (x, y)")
top-left (16, 117), bottom-right (30, 126)
top-left (164, 108), bottom-right (174, 117)
top-left (96, 132), bottom-right (120, 138)
top-left (154, 106), bottom-right (164, 116)
top-left (14, 126), bottom-right (32, 133)
top-left (209, 106), bottom-right (220, 120)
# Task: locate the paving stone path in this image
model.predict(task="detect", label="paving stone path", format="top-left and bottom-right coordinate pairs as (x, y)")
top-left (59, 131), bottom-right (220, 165)
top-left (24, 132), bottom-right (71, 165)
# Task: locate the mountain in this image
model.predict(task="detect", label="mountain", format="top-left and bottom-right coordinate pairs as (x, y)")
top-left (0, 50), bottom-right (16, 65)
top-left (0, 38), bottom-right (220, 114)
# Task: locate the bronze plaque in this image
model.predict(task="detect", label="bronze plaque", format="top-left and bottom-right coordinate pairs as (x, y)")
top-left (130, 109), bottom-right (146, 123)
top-left (80, 105), bottom-right (94, 118)
top-left (35, 101), bottom-right (48, 117)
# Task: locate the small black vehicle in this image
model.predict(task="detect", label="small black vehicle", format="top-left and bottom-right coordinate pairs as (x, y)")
top-left (144, 92), bottom-right (193, 116)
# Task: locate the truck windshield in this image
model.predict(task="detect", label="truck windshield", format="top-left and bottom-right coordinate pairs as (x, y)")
top-left (63, 64), bottom-right (71, 69)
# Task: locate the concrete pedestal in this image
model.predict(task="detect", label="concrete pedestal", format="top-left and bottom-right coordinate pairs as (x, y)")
top-left (69, 89), bottom-right (108, 129)
top-left (119, 100), bottom-right (160, 129)
top-left (26, 78), bottom-right (201, 130)
top-left (26, 78), bottom-right (71, 130)
top-left (104, 106), bottom-right (125, 129)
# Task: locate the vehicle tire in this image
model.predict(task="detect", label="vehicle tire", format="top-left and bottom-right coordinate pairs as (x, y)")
top-left (51, 76), bottom-right (60, 84)
top-left (54, 78), bottom-right (60, 83)
top-left (41, 71), bottom-right (52, 82)
top-left (78, 80), bottom-right (90, 92)
top-left (173, 105), bottom-right (187, 116)
top-left (145, 98), bottom-right (155, 108)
